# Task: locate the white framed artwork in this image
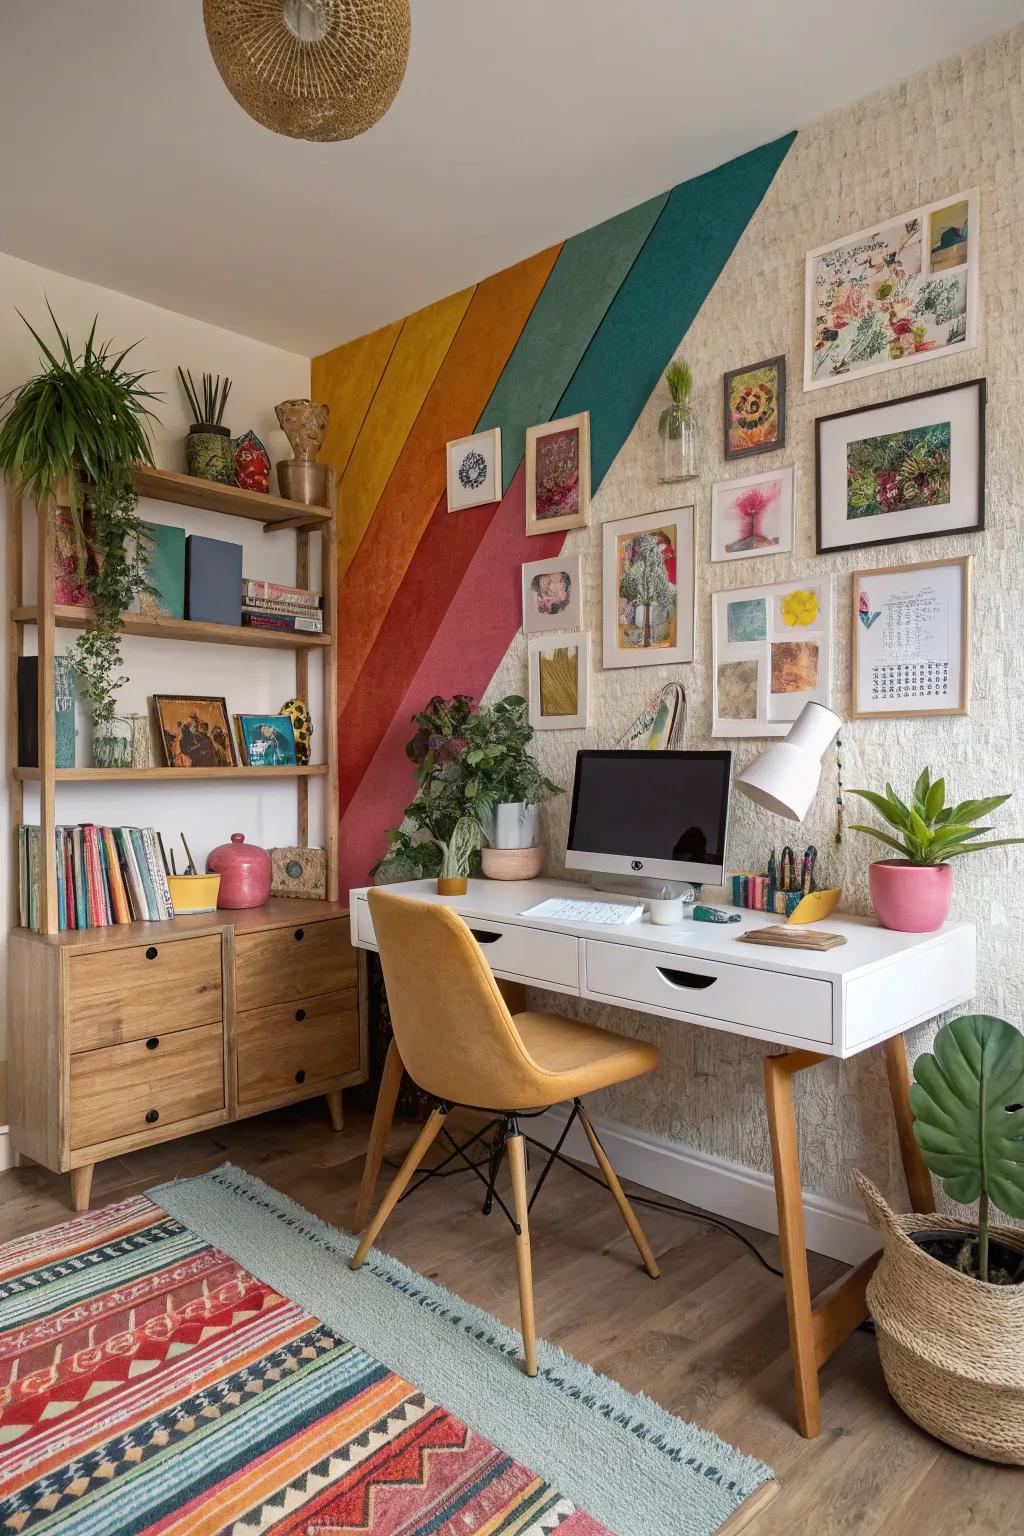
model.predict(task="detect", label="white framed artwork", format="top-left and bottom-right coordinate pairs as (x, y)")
top-left (602, 506), bottom-right (695, 668)
top-left (447, 427), bottom-right (502, 511)
top-left (521, 553), bottom-right (583, 634)
top-left (528, 633), bottom-right (589, 730)
top-left (711, 466), bottom-right (795, 562)
top-left (712, 576), bottom-right (833, 737)
top-left (525, 412), bottom-right (590, 536)
top-left (851, 556), bottom-right (971, 719)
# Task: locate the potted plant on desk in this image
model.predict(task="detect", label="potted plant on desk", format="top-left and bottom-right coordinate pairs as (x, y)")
top-left (849, 768), bottom-right (1024, 931)
top-left (462, 694), bottom-right (562, 879)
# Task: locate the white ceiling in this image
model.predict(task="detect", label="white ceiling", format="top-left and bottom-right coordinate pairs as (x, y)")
top-left (1, 1), bottom-right (1022, 355)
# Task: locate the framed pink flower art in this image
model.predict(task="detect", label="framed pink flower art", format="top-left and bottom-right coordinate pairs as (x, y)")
top-left (711, 466), bottom-right (795, 562)
top-left (525, 412), bottom-right (590, 536)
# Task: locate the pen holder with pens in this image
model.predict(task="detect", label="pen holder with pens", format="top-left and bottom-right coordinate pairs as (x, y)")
top-left (730, 845), bottom-right (821, 916)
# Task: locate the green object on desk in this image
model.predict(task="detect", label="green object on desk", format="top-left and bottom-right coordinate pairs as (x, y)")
top-left (692, 904), bottom-right (741, 923)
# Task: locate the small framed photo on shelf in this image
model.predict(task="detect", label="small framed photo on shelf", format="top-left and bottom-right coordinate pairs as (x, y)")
top-left (153, 695), bottom-right (236, 768)
top-left (235, 713), bottom-right (299, 766)
top-left (447, 427), bottom-right (502, 512)
top-left (602, 506), bottom-right (694, 667)
top-left (521, 553), bottom-right (582, 634)
top-left (816, 378), bottom-right (985, 554)
top-left (850, 556), bottom-right (971, 719)
top-left (525, 412), bottom-right (590, 536)
top-left (528, 634), bottom-right (589, 730)
top-left (723, 355), bottom-right (786, 459)
top-left (711, 466), bottom-right (795, 562)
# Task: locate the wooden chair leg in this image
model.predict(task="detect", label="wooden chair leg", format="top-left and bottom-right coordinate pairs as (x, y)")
top-left (577, 1104), bottom-right (660, 1279)
top-left (506, 1127), bottom-right (538, 1377)
top-left (355, 1037), bottom-right (406, 1230)
top-left (883, 1034), bottom-right (935, 1214)
top-left (350, 1106), bottom-right (447, 1270)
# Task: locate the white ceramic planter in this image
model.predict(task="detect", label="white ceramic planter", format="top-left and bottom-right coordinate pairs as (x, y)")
top-left (483, 802), bottom-right (540, 850)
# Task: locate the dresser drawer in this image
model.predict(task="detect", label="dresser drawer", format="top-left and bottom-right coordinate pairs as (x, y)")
top-left (235, 918), bottom-right (355, 1011)
top-left (237, 988), bottom-right (360, 1105)
top-left (68, 935), bottom-right (223, 1051)
top-left (583, 940), bottom-right (833, 1046)
top-left (356, 898), bottom-right (579, 992)
top-left (69, 1023), bottom-right (225, 1150)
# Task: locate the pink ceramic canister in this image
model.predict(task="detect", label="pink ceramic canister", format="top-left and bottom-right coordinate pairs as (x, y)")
top-left (207, 833), bottom-right (272, 909)
top-left (868, 860), bottom-right (953, 933)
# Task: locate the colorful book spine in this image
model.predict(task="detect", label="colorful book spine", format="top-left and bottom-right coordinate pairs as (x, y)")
top-left (101, 827), bottom-right (132, 924)
top-left (115, 827), bottom-right (147, 920)
top-left (55, 828), bottom-right (67, 932)
top-left (27, 828), bottom-right (39, 933)
top-left (83, 827), bottom-right (110, 927)
top-left (242, 596), bottom-right (324, 617)
top-left (242, 611), bottom-right (323, 633)
top-left (64, 831), bottom-right (77, 929)
top-left (129, 828), bottom-right (159, 920)
top-left (143, 828), bottom-right (173, 919)
top-left (242, 579), bottom-right (321, 608)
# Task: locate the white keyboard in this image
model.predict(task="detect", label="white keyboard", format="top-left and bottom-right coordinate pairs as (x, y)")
top-left (520, 897), bottom-right (644, 925)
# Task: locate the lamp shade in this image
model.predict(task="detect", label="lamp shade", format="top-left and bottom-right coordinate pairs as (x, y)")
top-left (735, 702), bottom-right (841, 821)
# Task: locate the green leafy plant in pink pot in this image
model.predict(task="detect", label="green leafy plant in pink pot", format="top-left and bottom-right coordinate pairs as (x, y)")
top-left (850, 769), bottom-right (1024, 932)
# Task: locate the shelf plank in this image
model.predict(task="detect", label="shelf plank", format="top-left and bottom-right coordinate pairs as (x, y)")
top-left (131, 465), bottom-right (331, 530)
top-left (11, 606), bottom-right (330, 651)
top-left (14, 765), bottom-right (328, 783)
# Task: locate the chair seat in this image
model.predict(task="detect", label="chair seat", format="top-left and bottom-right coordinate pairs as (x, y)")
top-left (509, 1010), bottom-right (661, 1107)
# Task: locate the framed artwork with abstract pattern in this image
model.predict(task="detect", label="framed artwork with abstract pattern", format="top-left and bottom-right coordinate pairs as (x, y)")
top-left (447, 427), bottom-right (502, 511)
top-left (525, 412), bottom-right (590, 536)
top-left (723, 355), bottom-right (786, 459)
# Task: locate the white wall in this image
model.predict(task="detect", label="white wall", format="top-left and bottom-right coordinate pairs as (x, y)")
top-left (0, 251), bottom-right (312, 1083)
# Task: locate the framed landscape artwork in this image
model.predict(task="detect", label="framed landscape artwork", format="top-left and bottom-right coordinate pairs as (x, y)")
top-left (528, 634), bottom-right (589, 730)
top-left (816, 378), bottom-right (985, 553)
top-left (447, 427), bottom-right (502, 511)
top-left (804, 188), bottom-right (979, 389)
top-left (525, 412), bottom-right (590, 536)
top-left (235, 713), bottom-right (299, 767)
top-left (723, 355), bottom-right (786, 459)
top-left (602, 506), bottom-right (695, 668)
top-left (712, 577), bottom-right (833, 737)
top-left (711, 465), bottom-right (795, 562)
top-left (850, 556), bottom-right (971, 719)
top-left (521, 553), bottom-right (583, 634)
top-left (154, 695), bottom-right (237, 768)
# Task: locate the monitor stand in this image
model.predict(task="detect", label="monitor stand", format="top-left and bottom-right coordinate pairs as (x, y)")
top-left (587, 873), bottom-right (698, 904)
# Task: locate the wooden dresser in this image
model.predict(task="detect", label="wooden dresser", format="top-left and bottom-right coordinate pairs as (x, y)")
top-left (8, 898), bottom-right (365, 1209)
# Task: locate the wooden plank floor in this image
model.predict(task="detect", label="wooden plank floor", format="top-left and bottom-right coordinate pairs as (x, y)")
top-left (2, 1103), bottom-right (1020, 1534)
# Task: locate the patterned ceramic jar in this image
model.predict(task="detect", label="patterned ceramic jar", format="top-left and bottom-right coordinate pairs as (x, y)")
top-left (186, 426), bottom-right (235, 484)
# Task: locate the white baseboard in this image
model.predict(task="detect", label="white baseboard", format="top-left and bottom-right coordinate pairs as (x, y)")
top-left (0, 1127), bottom-right (12, 1173)
top-left (528, 1105), bottom-right (878, 1267)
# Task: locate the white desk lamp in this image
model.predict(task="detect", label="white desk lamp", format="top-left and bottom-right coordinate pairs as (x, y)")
top-left (735, 702), bottom-right (841, 822)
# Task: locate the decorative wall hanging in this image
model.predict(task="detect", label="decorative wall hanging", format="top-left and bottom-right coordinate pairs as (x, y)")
top-left (528, 634), bottom-right (590, 730)
top-left (602, 506), bottom-right (695, 668)
top-left (804, 188), bottom-right (979, 389)
top-left (723, 355), bottom-right (786, 458)
top-left (711, 465), bottom-right (795, 562)
top-left (850, 556), bottom-right (971, 719)
top-left (525, 412), bottom-right (590, 536)
top-left (712, 577), bottom-right (833, 737)
top-left (521, 553), bottom-right (582, 634)
top-left (816, 378), bottom-right (985, 554)
top-left (446, 428), bottom-right (502, 512)
top-left (203, 0), bottom-right (412, 143)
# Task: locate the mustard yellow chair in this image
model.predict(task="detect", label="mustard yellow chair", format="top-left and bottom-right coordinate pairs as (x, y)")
top-left (350, 888), bottom-right (662, 1375)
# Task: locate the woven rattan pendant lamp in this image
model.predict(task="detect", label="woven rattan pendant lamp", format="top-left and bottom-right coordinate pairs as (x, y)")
top-left (203, 0), bottom-right (412, 142)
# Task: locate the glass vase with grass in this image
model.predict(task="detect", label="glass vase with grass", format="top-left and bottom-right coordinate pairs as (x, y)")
top-left (658, 359), bottom-right (698, 482)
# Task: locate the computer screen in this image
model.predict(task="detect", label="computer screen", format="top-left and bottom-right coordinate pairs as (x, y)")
top-left (565, 749), bottom-right (733, 885)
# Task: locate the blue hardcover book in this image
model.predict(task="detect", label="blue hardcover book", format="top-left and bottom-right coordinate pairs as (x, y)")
top-left (185, 535), bottom-right (243, 626)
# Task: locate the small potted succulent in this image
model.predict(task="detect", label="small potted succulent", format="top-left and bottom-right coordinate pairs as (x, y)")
top-left (657, 358), bottom-right (697, 482)
top-left (178, 367), bottom-right (234, 483)
top-left (849, 768), bottom-right (1024, 931)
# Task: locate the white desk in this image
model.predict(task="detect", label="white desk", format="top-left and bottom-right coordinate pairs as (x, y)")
top-left (350, 877), bottom-right (976, 1437)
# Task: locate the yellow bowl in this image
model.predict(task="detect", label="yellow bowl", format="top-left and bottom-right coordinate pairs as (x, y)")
top-left (168, 873), bottom-right (221, 915)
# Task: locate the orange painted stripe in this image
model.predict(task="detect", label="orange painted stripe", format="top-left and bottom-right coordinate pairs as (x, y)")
top-left (336, 287), bottom-right (475, 577)
top-left (312, 318), bottom-right (403, 483)
top-left (337, 244), bottom-right (560, 710)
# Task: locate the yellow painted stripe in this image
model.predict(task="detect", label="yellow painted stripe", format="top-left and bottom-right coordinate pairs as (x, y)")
top-left (312, 318), bottom-right (403, 482)
top-left (336, 286), bottom-right (475, 577)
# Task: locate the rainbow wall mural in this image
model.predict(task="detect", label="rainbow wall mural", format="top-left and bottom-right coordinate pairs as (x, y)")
top-left (314, 133), bottom-right (796, 891)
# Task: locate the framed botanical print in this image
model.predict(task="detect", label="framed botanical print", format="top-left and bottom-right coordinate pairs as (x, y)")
top-left (528, 634), bottom-right (589, 730)
top-left (712, 577), bottom-right (832, 737)
top-left (851, 556), bottom-right (971, 718)
top-left (521, 553), bottom-right (582, 634)
top-left (602, 507), bottom-right (695, 668)
top-left (816, 379), bottom-right (985, 554)
top-left (153, 695), bottom-right (237, 767)
top-left (723, 355), bottom-right (785, 459)
top-left (525, 412), bottom-right (590, 536)
top-left (447, 427), bottom-right (502, 511)
top-left (711, 465), bottom-right (795, 562)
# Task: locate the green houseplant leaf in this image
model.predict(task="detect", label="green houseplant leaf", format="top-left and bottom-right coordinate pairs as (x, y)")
top-left (850, 769), bottom-right (1024, 866)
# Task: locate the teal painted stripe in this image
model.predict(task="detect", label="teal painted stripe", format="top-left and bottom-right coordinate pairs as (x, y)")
top-left (477, 192), bottom-right (667, 492)
top-left (559, 131), bottom-right (796, 490)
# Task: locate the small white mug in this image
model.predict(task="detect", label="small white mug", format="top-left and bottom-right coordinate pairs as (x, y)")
top-left (648, 895), bottom-right (684, 925)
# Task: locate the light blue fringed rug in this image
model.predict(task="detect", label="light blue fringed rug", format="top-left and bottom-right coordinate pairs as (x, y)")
top-left (150, 1163), bottom-right (775, 1536)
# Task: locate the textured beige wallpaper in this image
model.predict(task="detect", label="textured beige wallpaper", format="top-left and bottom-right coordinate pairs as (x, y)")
top-left (486, 29), bottom-right (1024, 1212)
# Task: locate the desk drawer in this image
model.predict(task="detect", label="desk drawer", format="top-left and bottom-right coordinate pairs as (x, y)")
top-left (68, 935), bottom-right (223, 1051)
top-left (356, 899), bottom-right (578, 991)
top-left (69, 1023), bottom-right (225, 1150)
top-left (237, 988), bottom-right (360, 1106)
top-left (583, 940), bottom-right (833, 1045)
top-left (235, 918), bottom-right (355, 1011)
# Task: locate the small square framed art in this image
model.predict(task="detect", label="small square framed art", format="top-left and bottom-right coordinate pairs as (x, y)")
top-left (522, 553), bottom-right (582, 634)
top-left (528, 634), bottom-right (589, 730)
top-left (235, 713), bottom-right (299, 766)
top-left (153, 695), bottom-right (237, 768)
top-left (723, 355), bottom-right (786, 459)
top-left (711, 465), bottom-right (794, 562)
top-left (447, 428), bottom-right (502, 511)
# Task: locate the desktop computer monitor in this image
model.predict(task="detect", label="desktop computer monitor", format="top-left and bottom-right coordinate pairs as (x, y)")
top-left (564, 749), bottom-right (733, 892)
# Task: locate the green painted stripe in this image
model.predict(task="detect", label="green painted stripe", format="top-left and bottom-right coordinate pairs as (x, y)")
top-left (477, 192), bottom-right (667, 492)
top-left (559, 131), bottom-right (796, 490)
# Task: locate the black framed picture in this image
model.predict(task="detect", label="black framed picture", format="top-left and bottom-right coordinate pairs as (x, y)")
top-left (815, 378), bottom-right (986, 554)
top-left (723, 354), bottom-right (786, 460)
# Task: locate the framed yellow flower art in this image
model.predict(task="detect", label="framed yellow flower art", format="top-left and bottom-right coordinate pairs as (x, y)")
top-left (712, 577), bottom-right (832, 737)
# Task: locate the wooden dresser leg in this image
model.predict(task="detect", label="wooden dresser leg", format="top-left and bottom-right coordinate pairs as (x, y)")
top-left (326, 1090), bottom-right (344, 1132)
top-left (70, 1164), bottom-right (94, 1212)
top-left (883, 1034), bottom-right (935, 1214)
top-left (354, 1038), bottom-right (405, 1231)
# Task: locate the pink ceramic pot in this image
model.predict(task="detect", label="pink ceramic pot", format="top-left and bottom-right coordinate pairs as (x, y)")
top-left (207, 832), bottom-right (271, 909)
top-left (868, 860), bottom-right (953, 932)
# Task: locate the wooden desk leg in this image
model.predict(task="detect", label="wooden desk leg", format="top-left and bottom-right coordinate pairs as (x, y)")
top-left (883, 1034), bottom-right (935, 1214)
top-left (354, 1038), bottom-right (406, 1232)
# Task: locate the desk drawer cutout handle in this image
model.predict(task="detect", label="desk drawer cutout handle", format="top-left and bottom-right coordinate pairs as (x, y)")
top-left (469, 928), bottom-right (503, 945)
top-left (656, 967), bottom-right (717, 990)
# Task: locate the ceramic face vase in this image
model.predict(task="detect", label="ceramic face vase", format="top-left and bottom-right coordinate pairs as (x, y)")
top-left (206, 832), bottom-right (272, 909)
top-left (275, 399), bottom-right (331, 506)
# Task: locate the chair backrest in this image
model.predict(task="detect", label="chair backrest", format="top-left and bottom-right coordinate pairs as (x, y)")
top-left (367, 887), bottom-right (543, 1108)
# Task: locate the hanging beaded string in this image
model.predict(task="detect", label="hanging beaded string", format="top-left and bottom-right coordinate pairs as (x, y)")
top-left (835, 733), bottom-right (845, 847)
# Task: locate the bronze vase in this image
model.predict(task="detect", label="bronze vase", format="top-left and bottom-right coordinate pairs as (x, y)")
top-left (276, 398), bottom-right (331, 506)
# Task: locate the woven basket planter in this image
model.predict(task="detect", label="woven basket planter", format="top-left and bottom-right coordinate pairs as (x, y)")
top-left (857, 1173), bottom-right (1024, 1463)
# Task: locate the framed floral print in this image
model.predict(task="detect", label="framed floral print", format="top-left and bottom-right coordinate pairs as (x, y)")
top-left (521, 553), bottom-right (583, 634)
top-left (711, 465), bottom-right (795, 562)
top-left (447, 427), bottom-right (502, 511)
top-left (525, 412), bottom-right (590, 536)
top-left (723, 355), bottom-right (786, 459)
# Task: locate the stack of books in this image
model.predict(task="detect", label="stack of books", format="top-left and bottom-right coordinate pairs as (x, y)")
top-left (18, 824), bottom-right (175, 933)
top-left (242, 579), bottom-right (323, 634)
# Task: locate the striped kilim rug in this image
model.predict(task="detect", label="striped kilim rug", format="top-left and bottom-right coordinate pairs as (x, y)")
top-left (0, 1167), bottom-right (773, 1536)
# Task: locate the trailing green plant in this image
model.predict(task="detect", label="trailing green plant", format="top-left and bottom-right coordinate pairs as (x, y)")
top-left (849, 768), bottom-right (1024, 865)
top-left (461, 695), bottom-right (561, 822)
top-left (178, 367), bottom-right (232, 427)
top-left (910, 1014), bottom-right (1024, 1283)
top-left (658, 358), bottom-right (693, 439)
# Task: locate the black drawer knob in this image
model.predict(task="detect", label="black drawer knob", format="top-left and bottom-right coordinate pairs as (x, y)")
top-left (145, 1109), bottom-right (159, 1124)
top-left (146, 1037), bottom-right (160, 1051)
top-left (294, 1069), bottom-right (306, 1084)
top-left (145, 946), bottom-right (158, 960)
top-left (294, 927), bottom-right (305, 942)
top-left (295, 1008), bottom-right (306, 1022)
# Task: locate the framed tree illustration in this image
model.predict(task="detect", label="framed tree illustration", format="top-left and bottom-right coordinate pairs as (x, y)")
top-left (602, 507), bottom-right (694, 667)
